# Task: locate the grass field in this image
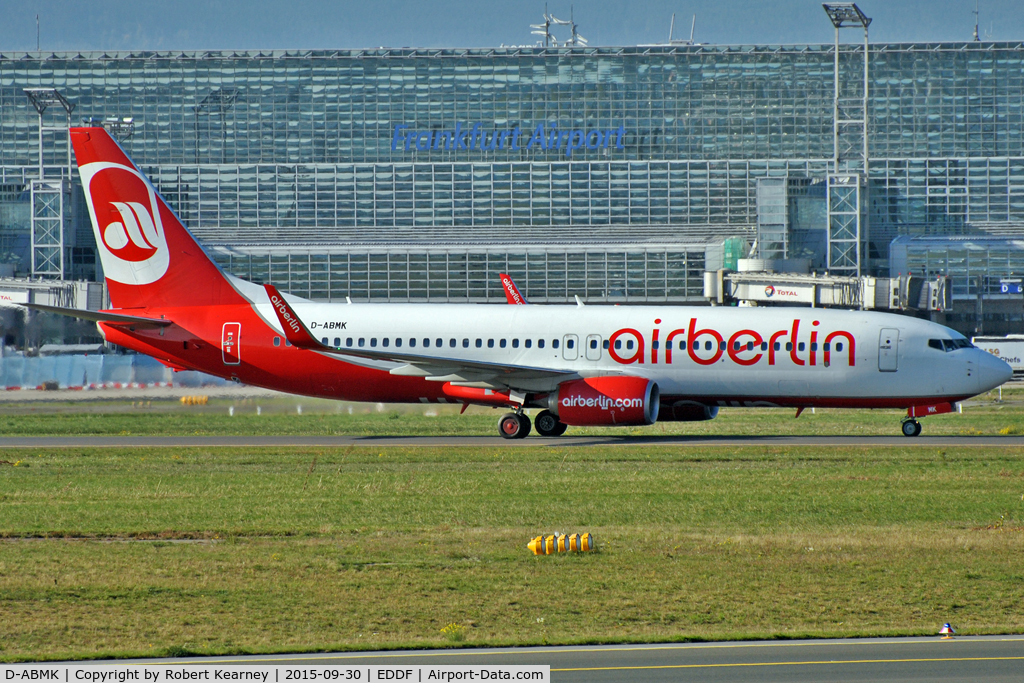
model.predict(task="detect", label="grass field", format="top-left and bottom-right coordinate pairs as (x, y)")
top-left (2, 441), bottom-right (1024, 661)
top-left (0, 384), bottom-right (1023, 437)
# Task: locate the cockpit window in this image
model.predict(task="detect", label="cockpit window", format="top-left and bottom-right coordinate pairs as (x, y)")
top-left (929, 338), bottom-right (974, 352)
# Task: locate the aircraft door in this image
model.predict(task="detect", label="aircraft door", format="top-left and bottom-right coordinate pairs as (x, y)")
top-left (562, 334), bottom-right (579, 361)
top-left (878, 328), bottom-right (899, 372)
top-left (585, 334), bottom-right (602, 361)
top-left (222, 322), bottom-right (241, 365)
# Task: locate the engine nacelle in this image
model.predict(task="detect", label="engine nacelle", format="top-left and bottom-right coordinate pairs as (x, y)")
top-left (549, 376), bottom-right (659, 426)
top-left (658, 400), bottom-right (719, 422)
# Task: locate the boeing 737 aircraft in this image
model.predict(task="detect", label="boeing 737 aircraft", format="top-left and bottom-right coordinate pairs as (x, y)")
top-left (27, 128), bottom-right (1012, 438)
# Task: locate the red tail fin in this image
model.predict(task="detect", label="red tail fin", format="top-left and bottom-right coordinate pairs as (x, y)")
top-left (70, 127), bottom-right (239, 310)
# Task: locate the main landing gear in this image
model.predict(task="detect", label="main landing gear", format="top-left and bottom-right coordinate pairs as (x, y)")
top-left (499, 411), bottom-right (531, 439)
top-left (498, 409), bottom-right (568, 439)
top-left (534, 409), bottom-right (568, 437)
top-left (901, 418), bottom-right (922, 437)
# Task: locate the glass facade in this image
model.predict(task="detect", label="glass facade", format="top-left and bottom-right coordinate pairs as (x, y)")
top-left (1, 43), bottom-right (1023, 300)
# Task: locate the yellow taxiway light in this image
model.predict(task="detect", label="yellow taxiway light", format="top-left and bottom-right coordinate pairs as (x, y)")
top-left (528, 532), bottom-right (595, 555)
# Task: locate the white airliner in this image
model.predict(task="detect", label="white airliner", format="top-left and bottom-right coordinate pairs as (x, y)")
top-left (27, 128), bottom-right (1012, 438)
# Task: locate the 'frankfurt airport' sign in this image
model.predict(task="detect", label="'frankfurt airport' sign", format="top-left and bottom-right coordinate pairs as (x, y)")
top-left (392, 122), bottom-right (627, 157)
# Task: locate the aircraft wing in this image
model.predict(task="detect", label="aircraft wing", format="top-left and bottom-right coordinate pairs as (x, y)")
top-left (263, 284), bottom-right (577, 391)
top-left (21, 303), bottom-right (173, 328)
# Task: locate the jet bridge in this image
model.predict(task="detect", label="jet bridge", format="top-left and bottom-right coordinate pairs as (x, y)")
top-left (703, 270), bottom-right (948, 312)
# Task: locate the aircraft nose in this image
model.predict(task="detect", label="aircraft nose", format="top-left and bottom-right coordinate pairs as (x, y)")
top-left (975, 349), bottom-right (1013, 392)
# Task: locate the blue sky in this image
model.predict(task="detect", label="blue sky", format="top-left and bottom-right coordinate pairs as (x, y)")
top-left (0, 0), bottom-right (1020, 51)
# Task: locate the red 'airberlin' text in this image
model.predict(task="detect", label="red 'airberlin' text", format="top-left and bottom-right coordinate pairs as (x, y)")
top-left (607, 318), bottom-right (856, 368)
top-left (270, 295), bottom-right (302, 333)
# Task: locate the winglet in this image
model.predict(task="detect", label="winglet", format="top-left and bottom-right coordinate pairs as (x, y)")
top-left (499, 273), bottom-right (528, 305)
top-left (264, 284), bottom-right (323, 349)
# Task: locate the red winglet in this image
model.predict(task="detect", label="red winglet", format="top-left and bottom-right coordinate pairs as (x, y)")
top-left (499, 273), bottom-right (528, 305)
top-left (264, 284), bottom-right (323, 349)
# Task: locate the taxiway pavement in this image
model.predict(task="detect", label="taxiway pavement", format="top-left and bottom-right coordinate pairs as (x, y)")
top-left (78, 636), bottom-right (1024, 682)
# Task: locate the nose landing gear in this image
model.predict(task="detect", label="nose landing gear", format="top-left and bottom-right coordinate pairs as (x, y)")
top-left (901, 418), bottom-right (922, 437)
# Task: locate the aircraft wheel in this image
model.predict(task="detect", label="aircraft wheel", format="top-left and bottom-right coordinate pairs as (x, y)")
top-left (534, 410), bottom-right (567, 437)
top-left (901, 419), bottom-right (922, 437)
top-left (499, 413), bottom-right (523, 439)
top-left (515, 412), bottom-right (532, 439)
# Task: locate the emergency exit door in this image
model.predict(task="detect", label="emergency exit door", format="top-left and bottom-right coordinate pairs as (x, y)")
top-left (878, 328), bottom-right (898, 372)
top-left (222, 322), bottom-right (241, 365)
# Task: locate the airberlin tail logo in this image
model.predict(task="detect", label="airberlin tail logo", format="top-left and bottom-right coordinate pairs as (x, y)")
top-left (80, 162), bottom-right (170, 285)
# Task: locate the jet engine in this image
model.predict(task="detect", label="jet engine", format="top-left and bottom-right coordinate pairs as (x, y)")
top-left (547, 376), bottom-right (659, 426)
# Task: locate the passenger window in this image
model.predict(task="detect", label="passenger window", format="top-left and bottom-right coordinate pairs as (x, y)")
top-left (333, 337), bottom-right (341, 347)
top-left (359, 338), bottom-right (365, 347)
top-left (603, 339), bottom-right (609, 349)
top-left (321, 337), bottom-right (328, 345)
top-left (836, 342), bottom-right (844, 352)
top-left (370, 338), bottom-right (377, 347)
top-left (487, 339), bottom-right (494, 348)
top-left (810, 342), bottom-right (817, 351)
top-left (798, 342), bottom-right (805, 351)
top-left (652, 340), bottom-right (659, 350)
top-left (626, 340), bottom-right (634, 350)
top-left (747, 342), bottom-right (754, 351)
top-left (615, 340), bottom-right (622, 350)
top-left (761, 342), bottom-right (768, 351)
top-left (538, 339), bottom-right (545, 349)
top-left (274, 337), bottom-right (281, 347)
top-left (462, 338), bottom-right (469, 348)
top-left (719, 341), bottom-right (726, 351)
top-left (512, 339), bottom-right (520, 348)
top-left (567, 339), bottom-right (575, 349)
top-left (435, 338), bottom-right (442, 347)
top-left (409, 338), bottom-right (416, 347)
top-left (733, 341), bottom-right (741, 351)
top-left (285, 340), bottom-right (291, 347)
top-left (449, 339), bottom-right (456, 348)
top-left (823, 342), bottom-right (830, 351)
top-left (773, 342), bottom-right (780, 351)
top-left (785, 342), bottom-right (792, 351)
top-left (422, 338), bottom-right (429, 347)
top-left (552, 339), bottom-right (559, 349)
top-left (591, 339), bottom-right (598, 349)
top-left (525, 339), bottom-right (532, 348)
top-left (382, 338), bottom-right (389, 347)
top-left (704, 341), bottom-right (712, 351)
top-left (395, 338), bottom-right (402, 347)
top-left (346, 338), bottom-right (353, 347)
top-left (500, 339), bottom-right (507, 348)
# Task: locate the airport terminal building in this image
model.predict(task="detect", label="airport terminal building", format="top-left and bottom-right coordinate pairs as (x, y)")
top-left (2, 38), bottom-right (1024, 332)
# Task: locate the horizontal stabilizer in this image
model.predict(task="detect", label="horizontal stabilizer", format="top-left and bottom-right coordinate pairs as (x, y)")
top-left (22, 303), bottom-right (173, 327)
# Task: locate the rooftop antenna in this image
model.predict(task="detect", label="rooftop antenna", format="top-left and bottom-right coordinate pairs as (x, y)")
top-left (669, 13), bottom-right (696, 45)
top-left (973, 0), bottom-right (980, 41)
top-left (35, 14), bottom-right (39, 51)
top-left (530, 3), bottom-right (552, 47)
